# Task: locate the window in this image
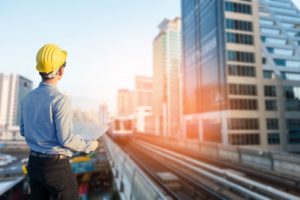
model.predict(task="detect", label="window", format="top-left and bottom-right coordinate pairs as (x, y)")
top-left (274, 59), bottom-right (285, 66)
top-left (281, 72), bottom-right (300, 81)
top-left (284, 86), bottom-right (300, 111)
top-left (268, 133), bottom-right (280, 145)
top-left (261, 28), bottom-right (280, 35)
top-left (267, 47), bottom-right (294, 56)
top-left (229, 99), bottom-right (258, 110)
top-left (228, 65), bottom-right (256, 77)
top-left (227, 51), bottom-right (255, 63)
top-left (265, 100), bottom-right (277, 111)
top-left (269, 1), bottom-right (292, 8)
top-left (186, 120), bottom-right (198, 139)
top-left (229, 84), bottom-right (257, 95)
top-left (226, 19), bottom-right (253, 32)
top-left (228, 118), bottom-right (259, 130)
top-left (229, 133), bottom-right (260, 145)
top-left (225, 2), bottom-right (252, 14)
top-left (262, 37), bottom-right (286, 45)
top-left (264, 86), bottom-right (276, 97)
top-left (263, 70), bottom-right (275, 79)
top-left (286, 61), bottom-right (300, 68)
top-left (287, 31), bottom-right (300, 37)
top-left (276, 14), bottom-right (300, 22)
top-left (286, 119), bottom-right (300, 144)
top-left (287, 119), bottom-right (300, 129)
top-left (284, 86), bottom-right (300, 99)
top-left (281, 22), bottom-right (294, 28)
top-left (288, 131), bottom-right (300, 144)
top-left (274, 59), bottom-right (300, 68)
top-left (262, 57), bottom-right (267, 65)
top-left (260, 19), bottom-right (274, 26)
top-left (114, 120), bottom-right (120, 130)
top-left (226, 32), bottom-right (253, 45)
top-left (266, 118), bottom-right (279, 130)
top-left (269, 6), bottom-right (297, 14)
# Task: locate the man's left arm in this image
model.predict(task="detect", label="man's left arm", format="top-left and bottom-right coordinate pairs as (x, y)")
top-left (54, 95), bottom-right (97, 153)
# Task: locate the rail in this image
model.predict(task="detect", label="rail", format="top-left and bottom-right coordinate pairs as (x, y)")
top-left (136, 140), bottom-right (300, 200)
top-left (135, 133), bottom-right (300, 178)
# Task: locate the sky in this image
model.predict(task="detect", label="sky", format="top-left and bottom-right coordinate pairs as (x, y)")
top-left (0, 0), bottom-right (180, 112)
top-left (295, 0), bottom-right (300, 8)
top-left (0, 0), bottom-right (299, 113)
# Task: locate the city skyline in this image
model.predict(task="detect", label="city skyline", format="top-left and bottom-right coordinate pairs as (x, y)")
top-left (0, 0), bottom-right (299, 113)
top-left (1, 1), bottom-right (300, 198)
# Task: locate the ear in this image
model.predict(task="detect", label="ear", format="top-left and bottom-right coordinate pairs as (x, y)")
top-left (58, 67), bottom-right (65, 76)
top-left (57, 67), bottom-right (64, 80)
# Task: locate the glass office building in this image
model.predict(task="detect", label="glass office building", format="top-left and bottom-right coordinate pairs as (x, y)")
top-left (259, 0), bottom-right (300, 152)
top-left (182, 0), bottom-right (227, 142)
top-left (153, 18), bottom-right (182, 137)
top-left (181, 0), bottom-right (300, 152)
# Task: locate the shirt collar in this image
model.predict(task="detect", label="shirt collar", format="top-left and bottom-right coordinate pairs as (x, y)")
top-left (39, 82), bottom-right (58, 89)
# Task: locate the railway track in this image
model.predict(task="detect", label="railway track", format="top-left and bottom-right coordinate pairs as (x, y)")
top-left (134, 135), bottom-right (300, 196)
top-left (121, 142), bottom-right (231, 200)
top-left (132, 139), bottom-right (300, 200)
top-left (116, 137), bottom-right (300, 200)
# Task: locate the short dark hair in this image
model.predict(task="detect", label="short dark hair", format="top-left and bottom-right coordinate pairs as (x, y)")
top-left (39, 62), bottom-right (66, 81)
top-left (40, 73), bottom-right (55, 81)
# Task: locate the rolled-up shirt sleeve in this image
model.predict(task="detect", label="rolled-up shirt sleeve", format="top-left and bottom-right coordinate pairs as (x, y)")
top-left (53, 95), bottom-right (94, 153)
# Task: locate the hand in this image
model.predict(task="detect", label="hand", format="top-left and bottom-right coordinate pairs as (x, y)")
top-left (86, 141), bottom-right (98, 153)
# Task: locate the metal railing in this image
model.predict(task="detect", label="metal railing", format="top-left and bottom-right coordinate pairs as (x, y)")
top-left (103, 135), bottom-right (168, 200)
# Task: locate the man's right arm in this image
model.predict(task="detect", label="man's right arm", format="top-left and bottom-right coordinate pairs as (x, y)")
top-left (53, 95), bottom-right (98, 153)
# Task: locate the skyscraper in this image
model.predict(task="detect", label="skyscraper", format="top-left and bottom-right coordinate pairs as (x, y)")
top-left (134, 75), bottom-right (153, 133)
top-left (259, 0), bottom-right (300, 152)
top-left (0, 74), bottom-right (33, 127)
top-left (99, 103), bottom-right (109, 124)
top-left (181, 0), bottom-right (300, 152)
top-left (117, 89), bottom-right (135, 117)
top-left (135, 75), bottom-right (153, 108)
top-left (153, 17), bottom-right (182, 137)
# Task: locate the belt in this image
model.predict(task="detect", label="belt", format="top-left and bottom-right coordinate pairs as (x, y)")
top-left (30, 151), bottom-right (68, 160)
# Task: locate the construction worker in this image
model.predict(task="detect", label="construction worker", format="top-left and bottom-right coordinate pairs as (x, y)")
top-left (20, 44), bottom-right (99, 200)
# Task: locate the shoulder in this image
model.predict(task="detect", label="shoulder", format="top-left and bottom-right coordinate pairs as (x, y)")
top-left (21, 89), bottom-right (35, 105)
top-left (52, 93), bottom-right (71, 110)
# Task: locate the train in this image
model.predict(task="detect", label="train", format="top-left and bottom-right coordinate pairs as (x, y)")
top-left (108, 116), bottom-right (134, 142)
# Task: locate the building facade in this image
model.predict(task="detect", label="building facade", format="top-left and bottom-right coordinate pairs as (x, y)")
top-left (181, 0), bottom-right (300, 152)
top-left (0, 74), bottom-right (33, 128)
top-left (134, 75), bottom-right (153, 133)
top-left (117, 89), bottom-right (135, 117)
top-left (153, 18), bottom-right (182, 137)
top-left (259, 0), bottom-right (300, 152)
top-left (99, 103), bottom-right (109, 124)
top-left (135, 106), bottom-right (152, 133)
top-left (135, 75), bottom-right (153, 108)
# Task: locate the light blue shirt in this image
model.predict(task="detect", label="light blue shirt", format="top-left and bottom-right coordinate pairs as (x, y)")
top-left (20, 82), bottom-right (94, 157)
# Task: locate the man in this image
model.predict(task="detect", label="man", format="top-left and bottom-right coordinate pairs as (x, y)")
top-left (20, 44), bottom-right (98, 200)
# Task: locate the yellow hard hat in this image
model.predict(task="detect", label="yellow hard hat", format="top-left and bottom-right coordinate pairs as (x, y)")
top-left (36, 44), bottom-right (67, 73)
